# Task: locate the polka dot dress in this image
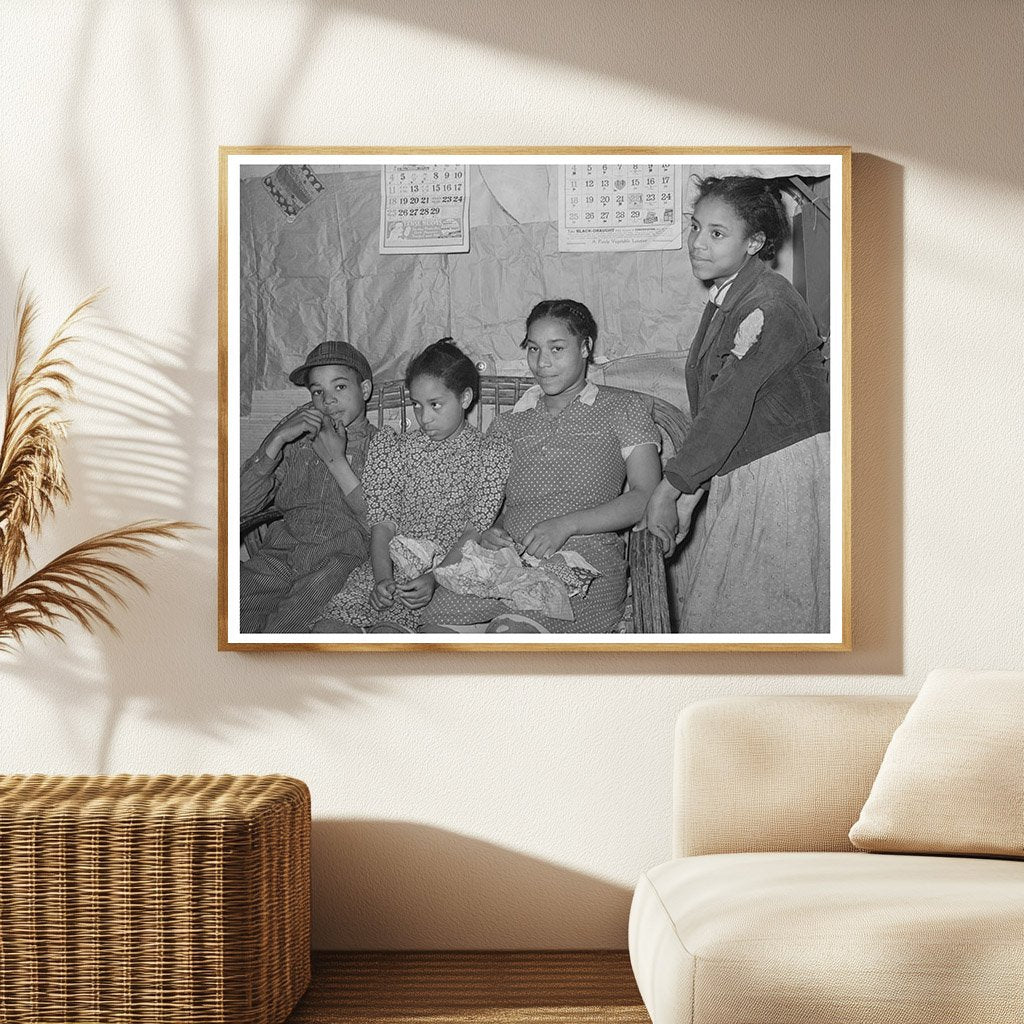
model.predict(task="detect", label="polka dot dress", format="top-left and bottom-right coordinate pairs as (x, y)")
top-left (424, 383), bottom-right (659, 633)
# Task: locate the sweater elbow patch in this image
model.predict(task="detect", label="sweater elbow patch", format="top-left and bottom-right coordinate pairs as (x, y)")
top-left (731, 308), bottom-right (764, 359)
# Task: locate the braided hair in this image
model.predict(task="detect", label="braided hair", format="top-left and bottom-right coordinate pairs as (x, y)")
top-left (692, 176), bottom-right (790, 261)
top-left (405, 337), bottom-right (480, 403)
top-left (522, 299), bottom-right (597, 360)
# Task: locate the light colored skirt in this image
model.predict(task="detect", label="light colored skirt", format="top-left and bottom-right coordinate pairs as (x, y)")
top-left (677, 432), bottom-right (830, 634)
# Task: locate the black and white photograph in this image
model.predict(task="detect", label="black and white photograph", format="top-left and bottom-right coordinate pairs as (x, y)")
top-left (219, 149), bottom-right (849, 650)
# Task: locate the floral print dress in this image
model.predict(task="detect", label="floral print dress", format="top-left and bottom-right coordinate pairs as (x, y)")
top-left (318, 423), bottom-right (509, 630)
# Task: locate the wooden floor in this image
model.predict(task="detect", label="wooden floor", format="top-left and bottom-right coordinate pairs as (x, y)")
top-left (287, 951), bottom-right (650, 1023)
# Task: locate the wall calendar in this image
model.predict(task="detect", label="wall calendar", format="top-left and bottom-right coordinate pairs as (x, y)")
top-left (380, 164), bottom-right (470, 255)
top-left (558, 162), bottom-right (683, 253)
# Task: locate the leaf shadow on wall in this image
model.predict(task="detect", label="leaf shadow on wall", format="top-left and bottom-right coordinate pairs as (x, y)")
top-left (311, 819), bottom-right (635, 950)
top-left (0, 319), bottom-right (390, 774)
top-left (1, 2), bottom-right (910, 768)
top-left (0, 156), bottom-right (905, 760)
top-left (0, 0), bottom-right (397, 773)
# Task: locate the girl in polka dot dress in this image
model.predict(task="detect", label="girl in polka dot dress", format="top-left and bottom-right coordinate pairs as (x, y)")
top-left (422, 300), bottom-right (662, 634)
top-left (312, 340), bottom-right (509, 633)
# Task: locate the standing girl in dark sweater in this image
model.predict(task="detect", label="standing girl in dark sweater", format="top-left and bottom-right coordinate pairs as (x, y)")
top-left (644, 175), bottom-right (831, 633)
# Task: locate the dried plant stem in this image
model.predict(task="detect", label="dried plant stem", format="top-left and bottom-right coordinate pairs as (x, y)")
top-left (0, 280), bottom-right (198, 650)
top-left (0, 521), bottom-right (199, 651)
top-left (0, 282), bottom-right (94, 590)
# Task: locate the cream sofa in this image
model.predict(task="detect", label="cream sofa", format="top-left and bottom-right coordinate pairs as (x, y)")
top-left (628, 695), bottom-right (1024, 1024)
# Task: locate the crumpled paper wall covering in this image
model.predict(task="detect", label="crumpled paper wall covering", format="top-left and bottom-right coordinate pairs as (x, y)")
top-left (239, 164), bottom-right (811, 413)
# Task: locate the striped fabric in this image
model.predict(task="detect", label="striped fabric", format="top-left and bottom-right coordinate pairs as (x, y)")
top-left (240, 420), bottom-right (376, 633)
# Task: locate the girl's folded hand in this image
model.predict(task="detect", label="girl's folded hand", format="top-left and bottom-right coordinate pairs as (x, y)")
top-left (369, 578), bottom-right (396, 610)
top-left (479, 526), bottom-right (516, 551)
top-left (644, 495), bottom-right (681, 558)
top-left (396, 572), bottom-right (436, 609)
top-left (522, 516), bottom-right (575, 560)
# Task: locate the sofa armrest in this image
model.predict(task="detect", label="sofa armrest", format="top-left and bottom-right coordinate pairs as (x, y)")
top-left (674, 695), bottom-right (913, 857)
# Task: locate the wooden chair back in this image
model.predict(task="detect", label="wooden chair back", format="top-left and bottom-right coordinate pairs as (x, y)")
top-left (367, 375), bottom-right (536, 432)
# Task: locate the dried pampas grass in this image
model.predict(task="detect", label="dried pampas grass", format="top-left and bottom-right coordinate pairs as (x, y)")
top-left (0, 281), bottom-right (196, 651)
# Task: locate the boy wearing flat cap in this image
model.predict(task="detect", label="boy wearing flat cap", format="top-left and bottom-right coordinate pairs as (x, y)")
top-left (240, 341), bottom-right (379, 633)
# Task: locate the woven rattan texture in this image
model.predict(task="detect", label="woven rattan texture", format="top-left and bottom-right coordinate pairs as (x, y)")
top-left (0, 774), bottom-right (310, 1024)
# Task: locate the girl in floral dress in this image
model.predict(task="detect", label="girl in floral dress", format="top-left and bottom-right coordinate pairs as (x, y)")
top-left (312, 340), bottom-right (508, 633)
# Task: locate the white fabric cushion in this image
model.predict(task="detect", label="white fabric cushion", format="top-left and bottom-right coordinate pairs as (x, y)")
top-left (849, 668), bottom-right (1024, 856)
top-left (675, 695), bottom-right (912, 857)
top-left (629, 852), bottom-right (1024, 1024)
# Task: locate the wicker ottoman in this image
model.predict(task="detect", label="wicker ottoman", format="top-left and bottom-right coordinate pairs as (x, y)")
top-left (0, 774), bottom-right (310, 1024)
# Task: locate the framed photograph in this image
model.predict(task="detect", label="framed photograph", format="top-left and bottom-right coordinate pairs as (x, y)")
top-left (219, 147), bottom-right (850, 651)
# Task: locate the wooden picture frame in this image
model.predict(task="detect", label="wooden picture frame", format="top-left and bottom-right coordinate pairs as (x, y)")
top-left (219, 147), bottom-right (851, 651)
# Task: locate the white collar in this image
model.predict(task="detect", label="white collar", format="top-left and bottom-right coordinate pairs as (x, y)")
top-left (709, 271), bottom-right (740, 307)
top-left (513, 380), bottom-right (599, 412)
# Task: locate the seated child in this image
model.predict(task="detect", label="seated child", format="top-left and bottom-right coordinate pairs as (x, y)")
top-left (312, 339), bottom-right (509, 634)
top-left (240, 341), bottom-right (378, 633)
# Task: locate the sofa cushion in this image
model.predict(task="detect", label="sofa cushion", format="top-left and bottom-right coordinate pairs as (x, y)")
top-left (629, 852), bottom-right (1024, 1024)
top-left (849, 668), bottom-right (1024, 857)
top-left (675, 695), bottom-right (912, 857)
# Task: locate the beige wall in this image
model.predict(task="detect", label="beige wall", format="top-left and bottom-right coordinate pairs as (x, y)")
top-left (1, 1), bottom-right (1021, 949)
